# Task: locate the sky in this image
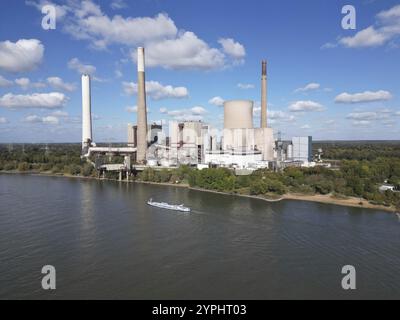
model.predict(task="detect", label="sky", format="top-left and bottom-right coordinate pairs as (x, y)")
top-left (0, 0), bottom-right (399, 143)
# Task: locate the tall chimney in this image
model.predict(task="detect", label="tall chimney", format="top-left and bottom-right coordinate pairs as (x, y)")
top-left (136, 47), bottom-right (148, 163)
top-left (261, 60), bottom-right (267, 128)
top-left (82, 74), bottom-right (92, 151)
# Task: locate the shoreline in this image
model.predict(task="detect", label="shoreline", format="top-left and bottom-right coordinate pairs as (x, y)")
top-left (1, 170), bottom-right (397, 213)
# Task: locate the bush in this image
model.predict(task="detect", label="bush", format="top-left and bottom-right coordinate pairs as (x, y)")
top-left (82, 163), bottom-right (94, 177)
top-left (17, 162), bottom-right (30, 172)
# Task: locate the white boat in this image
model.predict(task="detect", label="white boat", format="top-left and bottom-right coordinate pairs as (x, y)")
top-left (147, 199), bottom-right (191, 212)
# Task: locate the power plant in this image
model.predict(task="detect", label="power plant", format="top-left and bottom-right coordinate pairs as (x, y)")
top-left (81, 47), bottom-right (315, 178)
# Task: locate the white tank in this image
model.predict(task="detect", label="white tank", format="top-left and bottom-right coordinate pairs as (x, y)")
top-left (224, 100), bottom-right (253, 129)
top-left (287, 144), bottom-right (293, 159)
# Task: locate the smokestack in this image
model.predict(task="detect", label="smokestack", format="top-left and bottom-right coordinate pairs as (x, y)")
top-left (136, 47), bottom-right (148, 163)
top-left (82, 74), bottom-right (92, 151)
top-left (261, 60), bottom-right (267, 128)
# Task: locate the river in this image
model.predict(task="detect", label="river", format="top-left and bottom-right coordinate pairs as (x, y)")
top-left (0, 174), bottom-right (399, 299)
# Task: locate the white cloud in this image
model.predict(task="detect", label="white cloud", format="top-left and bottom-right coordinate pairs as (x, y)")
top-left (0, 75), bottom-right (13, 87)
top-left (15, 77), bottom-right (46, 90)
top-left (346, 112), bottom-right (379, 120)
top-left (42, 116), bottom-right (59, 124)
top-left (301, 124), bottom-right (311, 129)
top-left (23, 114), bottom-right (59, 124)
top-left (353, 120), bottom-right (371, 127)
top-left (47, 77), bottom-right (76, 92)
top-left (26, 0), bottom-right (70, 21)
top-left (0, 117), bottom-right (8, 124)
top-left (337, 5), bottom-right (400, 48)
top-left (122, 81), bottom-right (189, 100)
top-left (0, 92), bottom-right (68, 109)
top-left (218, 38), bottom-right (246, 59)
top-left (161, 106), bottom-right (207, 121)
top-left (125, 105), bottom-right (150, 113)
top-left (68, 57), bottom-right (96, 75)
top-left (159, 107), bottom-right (168, 114)
top-left (27, 1), bottom-right (243, 70)
top-left (132, 31), bottom-right (225, 70)
top-left (294, 83), bottom-right (320, 92)
top-left (110, 0), bottom-right (127, 10)
top-left (51, 110), bottom-right (69, 117)
top-left (63, 3), bottom-right (177, 49)
top-left (335, 90), bottom-right (392, 103)
top-left (340, 26), bottom-right (389, 48)
top-left (15, 78), bottom-right (30, 89)
top-left (237, 83), bottom-right (254, 89)
top-left (208, 96), bottom-right (225, 107)
top-left (0, 39), bottom-right (44, 72)
top-left (191, 106), bottom-right (207, 115)
top-left (288, 100), bottom-right (324, 112)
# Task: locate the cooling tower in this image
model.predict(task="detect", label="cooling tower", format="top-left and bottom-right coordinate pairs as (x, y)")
top-left (261, 60), bottom-right (267, 128)
top-left (224, 100), bottom-right (254, 129)
top-left (81, 74), bottom-right (92, 151)
top-left (136, 47), bottom-right (148, 163)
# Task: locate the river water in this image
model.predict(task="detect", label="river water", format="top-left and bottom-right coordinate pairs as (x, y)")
top-left (0, 174), bottom-right (399, 299)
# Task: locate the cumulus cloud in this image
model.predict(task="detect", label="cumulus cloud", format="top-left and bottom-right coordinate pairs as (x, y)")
top-left (26, 0), bottom-right (70, 21)
top-left (47, 77), bottom-right (77, 92)
top-left (288, 100), bottom-right (324, 112)
top-left (68, 57), bottom-right (96, 75)
top-left (335, 90), bottom-right (392, 103)
top-left (123, 81), bottom-right (189, 100)
top-left (0, 92), bottom-right (68, 109)
top-left (0, 39), bottom-right (44, 72)
top-left (125, 105), bottom-right (150, 113)
top-left (208, 96), bottom-right (225, 107)
top-left (15, 77), bottom-right (46, 90)
top-left (161, 106), bottom-right (207, 121)
top-left (218, 38), bottom-right (246, 59)
top-left (0, 75), bottom-right (13, 87)
top-left (329, 4), bottom-right (400, 48)
top-left (346, 112), bottom-right (380, 120)
top-left (294, 83), bottom-right (320, 93)
top-left (340, 26), bottom-right (389, 48)
top-left (301, 124), bottom-right (311, 129)
top-left (132, 32), bottom-right (226, 70)
top-left (64, 7), bottom-right (178, 49)
top-left (27, 1), bottom-right (244, 70)
top-left (237, 83), bottom-right (254, 89)
top-left (23, 114), bottom-right (59, 124)
top-left (110, 0), bottom-right (127, 10)
top-left (51, 110), bottom-right (69, 117)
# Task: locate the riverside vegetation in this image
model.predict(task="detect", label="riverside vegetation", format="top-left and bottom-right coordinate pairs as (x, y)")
top-left (1, 142), bottom-right (399, 210)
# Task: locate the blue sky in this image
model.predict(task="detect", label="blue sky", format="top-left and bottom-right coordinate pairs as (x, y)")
top-left (0, 0), bottom-right (399, 142)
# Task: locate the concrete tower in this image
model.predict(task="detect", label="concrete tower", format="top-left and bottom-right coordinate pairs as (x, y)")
top-left (81, 74), bottom-right (92, 151)
top-left (136, 47), bottom-right (148, 163)
top-left (261, 60), bottom-right (267, 128)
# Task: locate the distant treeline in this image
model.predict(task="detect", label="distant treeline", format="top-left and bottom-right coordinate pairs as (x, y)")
top-left (1, 142), bottom-right (400, 209)
top-left (313, 141), bottom-right (400, 160)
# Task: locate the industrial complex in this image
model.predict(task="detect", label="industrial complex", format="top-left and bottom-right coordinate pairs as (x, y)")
top-left (81, 47), bottom-right (317, 178)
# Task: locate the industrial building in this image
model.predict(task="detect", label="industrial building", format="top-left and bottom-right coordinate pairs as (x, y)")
top-left (80, 46), bottom-right (315, 177)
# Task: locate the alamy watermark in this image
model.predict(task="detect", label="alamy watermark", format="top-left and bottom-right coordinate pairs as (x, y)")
top-left (341, 265), bottom-right (356, 290)
top-left (342, 5), bottom-right (356, 30)
top-left (41, 265), bottom-right (56, 290)
top-left (41, 5), bottom-right (56, 30)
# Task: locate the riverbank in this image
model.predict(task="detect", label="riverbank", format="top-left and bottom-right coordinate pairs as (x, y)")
top-left (1, 170), bottom-right (397, 213)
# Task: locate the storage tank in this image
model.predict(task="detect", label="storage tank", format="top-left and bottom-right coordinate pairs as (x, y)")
top-left (287, 144), bottom-right (293, 160)
top-left (224, 100), bottom-right (253, 129)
